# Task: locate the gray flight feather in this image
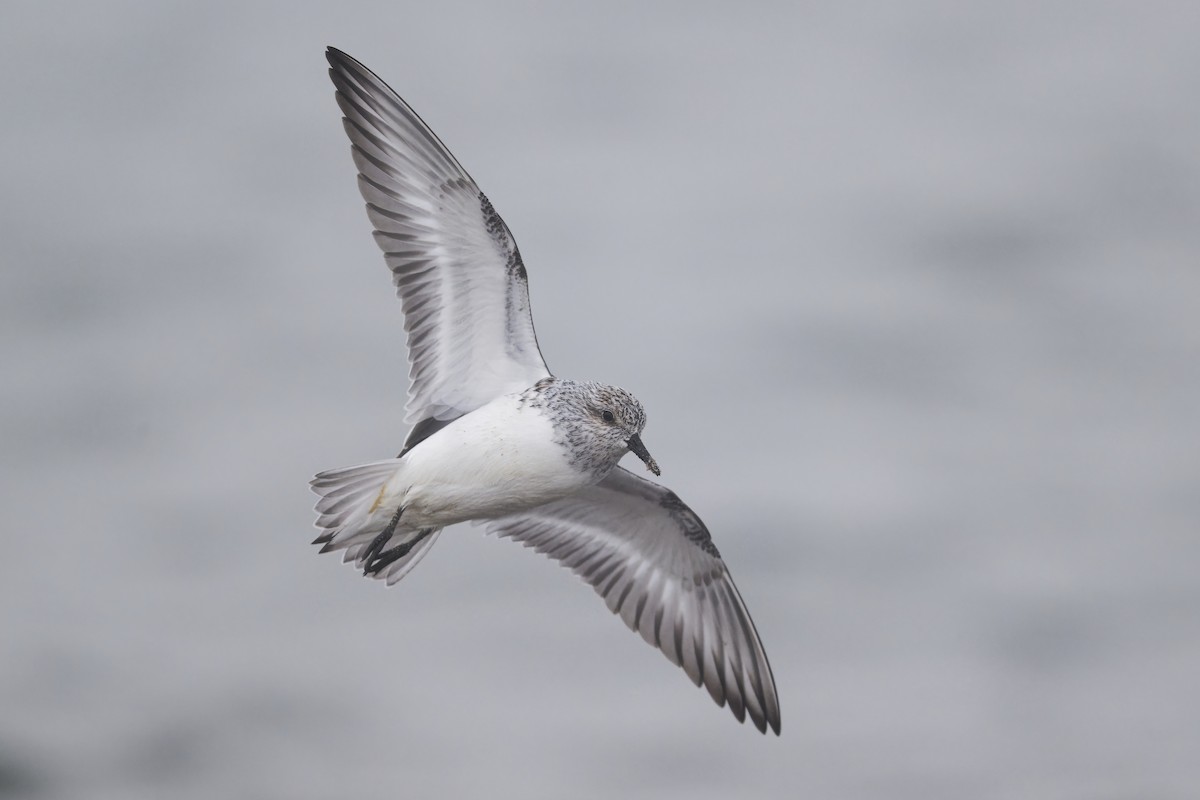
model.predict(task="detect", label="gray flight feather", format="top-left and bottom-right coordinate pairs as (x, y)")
top-left (326, 48), bottom-right (551, 441)
top-left (482, 467), bottom-right (781, 735)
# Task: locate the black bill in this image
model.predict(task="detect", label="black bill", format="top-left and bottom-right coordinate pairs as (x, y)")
top-left (626, 433), bottom-right (661, 476)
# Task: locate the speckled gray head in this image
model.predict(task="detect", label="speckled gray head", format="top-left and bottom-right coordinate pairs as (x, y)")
top-left (530, 378), bottom-right (660, 478)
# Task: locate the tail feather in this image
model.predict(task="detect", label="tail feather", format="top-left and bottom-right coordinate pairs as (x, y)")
top-left (311, 460), bottom-right (399, 535)
top-left (309, 459), bottom-right (442, 585)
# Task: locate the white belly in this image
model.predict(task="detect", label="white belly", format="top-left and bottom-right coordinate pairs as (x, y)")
top-left (381, 394), bottom-right (590, 527)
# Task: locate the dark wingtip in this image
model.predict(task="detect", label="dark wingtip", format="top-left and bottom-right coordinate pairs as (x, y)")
top-left (326, 47), bottom-right (368, 80)
top-left (326, 46), bottom-right (349, 66)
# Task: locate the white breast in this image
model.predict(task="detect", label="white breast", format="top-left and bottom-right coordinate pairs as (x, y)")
top-left (382, 393), bottom-right (590, 527)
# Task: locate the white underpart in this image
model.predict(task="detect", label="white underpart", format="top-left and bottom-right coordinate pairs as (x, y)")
top-left (374, 393), bottom-right (591, 529)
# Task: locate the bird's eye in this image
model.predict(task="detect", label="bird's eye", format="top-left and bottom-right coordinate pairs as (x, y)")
top-left (601, 410), bottom-right (616, 423)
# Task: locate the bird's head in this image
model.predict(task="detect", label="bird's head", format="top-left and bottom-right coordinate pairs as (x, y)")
top-left (548, 380), bottom-right (660, 477)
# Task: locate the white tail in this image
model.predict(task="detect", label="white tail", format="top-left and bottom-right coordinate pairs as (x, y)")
top-left (310, 460), bottom-right (442, 585)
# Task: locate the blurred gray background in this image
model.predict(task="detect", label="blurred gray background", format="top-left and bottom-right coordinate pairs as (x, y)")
top-left (2, 1), bottom-right (1198, 798)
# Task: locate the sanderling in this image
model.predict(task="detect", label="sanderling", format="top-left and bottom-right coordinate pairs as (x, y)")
top-left (312, 47), bottom-right (780, 735)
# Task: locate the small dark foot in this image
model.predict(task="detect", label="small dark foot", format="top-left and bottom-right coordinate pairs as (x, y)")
top-left (364, 527), bottom-right (433, 577)
top-left (361, 528), bottom-right (394, 565)
top-left (356, 504), bottom-right (405, 564)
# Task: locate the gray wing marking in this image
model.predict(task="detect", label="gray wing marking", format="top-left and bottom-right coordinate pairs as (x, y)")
top-left (326, 47), bottom-right (551, 426)
top-left (483, 467), bottom-right (781, 734)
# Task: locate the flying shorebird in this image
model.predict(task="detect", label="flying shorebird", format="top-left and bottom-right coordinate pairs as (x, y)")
top-left (312, 47), bottom-right (781, 735)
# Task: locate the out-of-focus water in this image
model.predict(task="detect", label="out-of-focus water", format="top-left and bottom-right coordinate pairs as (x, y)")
top-left (2, 3), bottom-right (1198, 798)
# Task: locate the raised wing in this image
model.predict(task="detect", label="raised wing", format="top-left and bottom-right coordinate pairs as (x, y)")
top-left (326, 47), bottom-right (550, 440)
top-left (483, 467), bottom-right (781, 734)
